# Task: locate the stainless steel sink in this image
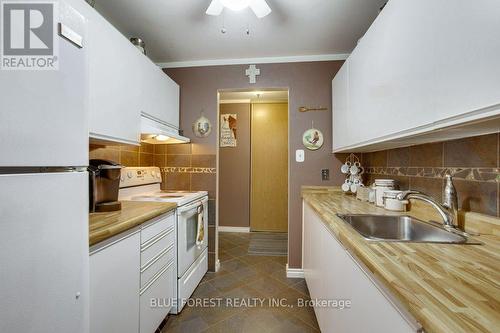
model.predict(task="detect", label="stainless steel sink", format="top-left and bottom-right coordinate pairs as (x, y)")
top-left (336, 214), bottom-right (475, 244)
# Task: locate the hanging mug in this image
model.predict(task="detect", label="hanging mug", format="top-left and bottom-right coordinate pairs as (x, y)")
top-left (341, 178), bottom-right (351, 192)
top-left (350, 162), bottom-right (362, 175)
top-left (341, 161), bottom-right (351, 174)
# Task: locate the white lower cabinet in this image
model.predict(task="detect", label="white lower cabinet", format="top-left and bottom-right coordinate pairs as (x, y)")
top-left (139, 260), bottom-right (176, 333)
top-left (303, 202), bottom-right (420, 333)
top-left (139, 212), bottom-right (177, 333)
top-left (90, 231), bottom-right (141, 333)
top-left (89, 212), bottom-right (177, 333)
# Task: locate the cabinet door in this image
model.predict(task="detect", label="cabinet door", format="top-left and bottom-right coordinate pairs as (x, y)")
top-left (161, 74), bottom-right (180, 129)
top-left (346, 0), bottom-right (437, 147)
top-left (332, 60), bottom-right (350, 151)
top-left (302, 203), bottom-right (325, 328)
top-left (90, 232), bottom-right (140, 333)
top-left (88, 10), bottom-right (142, 145)
top-left (303, 202), bottom-right (418, 333)
top-left (142, 62), bottom-right (180, 130)
top-left (322, 224), bottom-right (416, 333)
top-left (140, 259), bottom-right (176, 333)
top-left (432, 0), bottom-right (500, 121)
top-left (331, 0), bottom-right (500, 151)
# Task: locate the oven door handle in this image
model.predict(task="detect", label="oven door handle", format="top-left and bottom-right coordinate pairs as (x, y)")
top-left (178, 197), bottom-right (208, 214)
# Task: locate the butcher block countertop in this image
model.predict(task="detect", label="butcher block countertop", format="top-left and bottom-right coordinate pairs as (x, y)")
top-left (89, 201), bottom-right (176, 246)
top-left (302, 186), bottom-right (500, 333)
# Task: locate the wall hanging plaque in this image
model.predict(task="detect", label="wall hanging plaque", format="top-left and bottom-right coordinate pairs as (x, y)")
top-left (192, 112), bottom-right (212, 138)
top-left (220, 114), bottom-right (237, 147)
top-left (302, 125), bottom-right (324, 150)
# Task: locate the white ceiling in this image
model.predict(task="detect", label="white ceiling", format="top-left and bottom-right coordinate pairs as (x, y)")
top-left (93, 0), bottom-right (386, 65)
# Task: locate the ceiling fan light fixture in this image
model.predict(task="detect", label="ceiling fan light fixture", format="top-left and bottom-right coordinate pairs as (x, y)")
top-left (220, 0), bottom-right (250, 11)
top-left (206, 0), bottom-right (271, 18)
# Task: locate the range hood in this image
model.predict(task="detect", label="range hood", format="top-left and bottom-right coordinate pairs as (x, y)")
top-left (140, 114), bottom-right (190, 144)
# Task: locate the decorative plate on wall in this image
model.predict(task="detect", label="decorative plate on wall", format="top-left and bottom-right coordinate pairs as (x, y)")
top-left (192, 113), bottom-right (212, 138)
top-left (302, 128), bottom-right (324, 150)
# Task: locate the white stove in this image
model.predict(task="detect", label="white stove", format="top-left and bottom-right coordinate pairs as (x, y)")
top-left (119, 167), bottom-right (209, 314)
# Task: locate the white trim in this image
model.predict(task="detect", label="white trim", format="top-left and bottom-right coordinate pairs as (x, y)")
top-left (89, 132), bottom-right (140, 146)
top-left (217, 226), bottom-right (251, 233)
top-left (157, 53), bottom-right (350, 69)
top-left (215, 259), bottom-right (221, 272)
top-left (286, 264), bottom-right (304, 278)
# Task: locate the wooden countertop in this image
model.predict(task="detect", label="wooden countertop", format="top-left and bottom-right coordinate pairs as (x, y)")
top-left (302, 186), bottom-right (500, 333)
top-left (89, 201), bottom-right (176, 246)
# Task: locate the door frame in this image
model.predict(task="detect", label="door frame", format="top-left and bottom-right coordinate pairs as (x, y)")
top-left (215, 88), bottom-right (290, 270)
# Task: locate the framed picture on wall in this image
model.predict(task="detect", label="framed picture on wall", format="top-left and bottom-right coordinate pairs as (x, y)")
top-left (220, 114), bottom-right (237, 147)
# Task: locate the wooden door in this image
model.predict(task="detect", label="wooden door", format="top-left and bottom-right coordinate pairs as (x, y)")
top-left (250, 103), bottom-right (288, 232)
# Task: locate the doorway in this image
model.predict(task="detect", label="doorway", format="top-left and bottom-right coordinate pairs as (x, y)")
top-left (217, 88), bottom-right (289, 260)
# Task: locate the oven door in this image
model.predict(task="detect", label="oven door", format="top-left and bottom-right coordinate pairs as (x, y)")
top-left (177, 197), bottom-right (209, 277)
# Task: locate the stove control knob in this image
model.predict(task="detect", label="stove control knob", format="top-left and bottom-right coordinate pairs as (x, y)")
top-left (156, 172), bottom-right (161, 179)
top-left (120, 175), bottom-right (125, 182)
top-left (150, 170), bottom-right (155, 177)
top-left (127, 171), bottom-right (133, 179)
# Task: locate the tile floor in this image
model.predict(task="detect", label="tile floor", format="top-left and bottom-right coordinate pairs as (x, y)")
top-left (162, 232), bottom-right (319, 332)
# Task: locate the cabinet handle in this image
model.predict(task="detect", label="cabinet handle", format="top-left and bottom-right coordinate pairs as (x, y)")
top-left (140, 259), bottom-right (175, 296)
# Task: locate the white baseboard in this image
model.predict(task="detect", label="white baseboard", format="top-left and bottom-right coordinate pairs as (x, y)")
top-left (286, 264), bottom-right (304, 278)
top-left (218, 226), bottom-right (250, 233)
top-left (215, 259), bottom-right (221, 272)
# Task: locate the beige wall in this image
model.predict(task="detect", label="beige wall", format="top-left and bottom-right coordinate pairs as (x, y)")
top-left (219, 103), bottom-right (251, 228)
top-left (165, 61), bottom-right (345, 268)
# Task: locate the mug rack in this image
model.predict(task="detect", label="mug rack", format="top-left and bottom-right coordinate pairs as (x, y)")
top-left (340, 153), bottom-right (364, 194)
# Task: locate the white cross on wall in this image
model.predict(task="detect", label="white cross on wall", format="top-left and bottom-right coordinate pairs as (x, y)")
top-left (245, 65), bottom-right (260, 84)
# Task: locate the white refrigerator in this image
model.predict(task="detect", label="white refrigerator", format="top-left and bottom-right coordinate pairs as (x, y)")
top-left (0, 1), bottom-right (89, 332)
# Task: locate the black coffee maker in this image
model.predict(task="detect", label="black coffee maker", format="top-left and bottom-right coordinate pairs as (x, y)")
top-left (88, 159), bottom-right (122, 212)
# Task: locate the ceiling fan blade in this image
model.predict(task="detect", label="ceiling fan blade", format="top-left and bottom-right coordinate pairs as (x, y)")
top-left (250, 0), bottom-right (271, 18)
top-left (206, 0), bottom-right (224, 16)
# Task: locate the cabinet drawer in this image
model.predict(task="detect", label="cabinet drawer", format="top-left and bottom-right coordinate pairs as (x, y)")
top-left (141, 243), bottom-right (175, 289)
top-left (140, 259), bottom-right (176, 333)
top-left (141, 225), bottom-right (175, 265)
top-left (141, 212), bottom-right (175, 245)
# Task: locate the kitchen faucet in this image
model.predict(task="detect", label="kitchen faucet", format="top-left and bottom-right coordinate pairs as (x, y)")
top-left (396, 175), bottom-right (459, 229)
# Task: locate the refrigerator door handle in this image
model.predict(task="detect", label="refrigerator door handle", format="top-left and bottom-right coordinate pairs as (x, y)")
top-left (0, 167), bottom-right (88, 175)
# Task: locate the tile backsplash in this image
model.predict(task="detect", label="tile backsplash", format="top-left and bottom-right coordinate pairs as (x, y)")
top-left (89, 142), bottom-right (218, 271)
top-left (89, 143), bottom-right (154, 166)
top-left (357, 133), bottom-right (499, 217)
top-left (155, 143), bottom-right (217, 271)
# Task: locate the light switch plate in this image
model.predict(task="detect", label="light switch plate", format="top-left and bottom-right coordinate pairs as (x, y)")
top-left (296, 149), bottom-right (305, 162)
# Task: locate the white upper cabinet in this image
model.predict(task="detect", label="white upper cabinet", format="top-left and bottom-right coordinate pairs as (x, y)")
top-left (87, 9), bottom-right (142, 145)
top-left (432, 1), bottom-right (500, 121)
top-left (332, 0), bottom-right (500, 152)
top-left (142, 59), bottom-right (180, 130)
top-left (81, 4), bottom-right (180, 145)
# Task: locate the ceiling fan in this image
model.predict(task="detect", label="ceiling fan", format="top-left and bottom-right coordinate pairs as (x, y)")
top-left (206, 0), bottom-right (272, 18)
